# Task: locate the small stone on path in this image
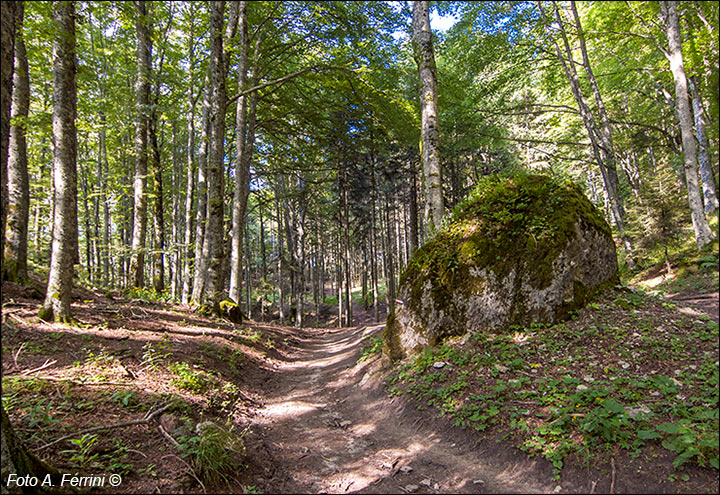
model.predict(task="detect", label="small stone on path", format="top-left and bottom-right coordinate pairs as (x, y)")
top-left (473, 479), bottom-right (485, 485)
top-left (420, 479), bottom-right (432, 487)
top-left (433, 361), bottom-right (448, 369)
top-left (405, 484), bottom-right (419, 492)
top-left (554, 485), bottom-right (562, 493)
top-left (399, 466), bottom-right (413, 474)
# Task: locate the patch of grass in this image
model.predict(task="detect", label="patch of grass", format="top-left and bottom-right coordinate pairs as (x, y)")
top-left (177, 419), bottom-right (247, 484)
top-left (169, 362), bottom-right (217, 394)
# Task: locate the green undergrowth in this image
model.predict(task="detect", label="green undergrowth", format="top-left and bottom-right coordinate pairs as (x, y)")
top-left (384, 287), bottom-right (719, 477)
top-left (2, 373), bottom-right (248, 487)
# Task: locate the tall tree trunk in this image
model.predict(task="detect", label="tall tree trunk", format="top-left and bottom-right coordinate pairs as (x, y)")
top-left (408, 163), bottom-right (419, 255)
top-left (128, 0), bottom-right (151, 288)
top-left (538, 2), bottom-right (631, 255)
top-left (1, 1), bottom-right (18, 268)
top-left (40, 1), bottom-right (77, 323)
top-left (688, 76), bottom-right (719, 213)
top-left (5, 1), bottom-right (29, 283)
top-left (370, 155), bottom-right (379, 322)
top-left (99, 111), bottom-right (110, 286)
top-left (660, 0), bottom-right (715, 249)
top-left (383, 192), bottom-right (396, 316)
top-left (568, 1), bottom-right (634, 262)
top-left (191, 72), bottom-right (211, 303)
top-left (80, 165), bottom-right (92, 281)
top-left (412, 0), bottom-right (444, 235)
top-left (336, 231), bottom-right (343, 327)
top-left (149, 113), bottom-right (164, 292)
top-left (341, 161), bottom-right (352, 327)
top-left (276, 196), bottom-right (285, 323)
top-left (245, 223), bottom-right (252, 316)
top-left (181, 14), bottom-right (196, 304)
top-left (230, 0), bottom-right (249, 303)
top-left (171, 122), bottom-right (180, 298)
top-left (203, 0), bottom-right (228, 308)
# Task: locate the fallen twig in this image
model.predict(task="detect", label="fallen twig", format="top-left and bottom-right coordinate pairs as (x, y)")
top-left (12, 342), bottom-right (25, 371)
top-left (21, 359), bottom-right (57, 376)
top-left (1, 375), bottom-right (134, 387)
top-left (37, 403), bottom-right (171, 451)
top-left (158, 423), bottom-right (180, 448)
top-left (610, 457), bottom-right (616, 494)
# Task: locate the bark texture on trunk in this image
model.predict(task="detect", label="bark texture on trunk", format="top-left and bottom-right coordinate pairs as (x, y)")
top-left (128, 0), bottom-right (152, 288)
top-left (5, 1), bottom-right (30, 283)
top-left (660, 0), bottom-right (714, 249)
top-left (1, 1), bottom-right (18, 266)
top-left (230, 0), bottom-right (250, 303)
top-left (412, 0), bottom-right (444, 236)
top-left (2, 404), bottom-right (61, 494)
top-left (191, 73), bottom-right (211, 303)
top-left (40, 1), bottom-right (78, 323)
top-left (203, 0), bottom-right (227, 308)
top-left (688, 76), bottom-right (719, 213)
top-left (181, 13), bottom-right (196, 304)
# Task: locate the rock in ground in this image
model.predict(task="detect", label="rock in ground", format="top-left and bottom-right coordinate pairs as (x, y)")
top-left (384, 173), bottom-right (618, 360)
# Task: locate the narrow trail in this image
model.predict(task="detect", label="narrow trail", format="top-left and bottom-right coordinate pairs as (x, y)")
top-left (244, 321), bottom-right (556, 494)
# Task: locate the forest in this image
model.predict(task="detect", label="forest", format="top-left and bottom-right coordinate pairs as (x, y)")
top-left (1, 1), bottom-right (718, 494)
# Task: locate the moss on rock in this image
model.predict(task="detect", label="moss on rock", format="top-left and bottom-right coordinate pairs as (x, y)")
top-left (385, 172), bottom-right (618, 360)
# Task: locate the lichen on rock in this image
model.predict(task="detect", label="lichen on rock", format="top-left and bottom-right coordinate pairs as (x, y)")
top-left (383, 172), bottom-right (618, 361)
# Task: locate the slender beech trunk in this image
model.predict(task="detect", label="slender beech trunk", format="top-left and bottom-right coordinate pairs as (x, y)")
top-left (341, 161), bottom-right (352, 326)
top-left (383, 192), bottom-right (396, 315)
top-left (568, 1), bottom-right (634, 260)
top-left (171, 122), bottom-right (180, 298)
top-left (370, 153), bottom-right (379, 322)
top-left (181, 17), bottom-right (196, 304)
top-left (660, 0), bottom-right (714, 249)
top-left (40, 1), bottom-right (77, 323)
top-left (539, 2), bottom-right (629, 250)
top-left (297, 216), bottom-right (306, 328)
top-left (80, 165), bottom-right (92, 280)
top-left (412, 0), bottom-right (444, 235)
top-left (0, 1), bottom-right (17, 265)
top-left (336, 232), bottom-right (343, 327)
top-left (245, 224), bottom-right (251, 316)
top-left (203, 0), bottom-right (228, 308)
top-left (229, 0), bottom-right (249, 303)
top-left (149, 112), bottom-right (164, 292)
top-left (688, 76), bottom-right (719, 213)
top-left (128, 0), bottom-right (151, 288)
top-left (191, 73), bottom-right (211, 303)
top-left (408, 163), bottom-right (419, 255)
top-left (100, 111), bottom-right (110, 286)
top-left (5, 1), bottom-right (29, 283)
top-left (276, 197), bottom-right (285, 323)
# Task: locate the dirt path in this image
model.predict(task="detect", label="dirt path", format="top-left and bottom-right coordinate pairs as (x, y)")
top-left (244, 323), bottom-right (557, 494)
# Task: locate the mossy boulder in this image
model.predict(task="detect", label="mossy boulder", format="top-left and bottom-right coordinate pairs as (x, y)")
top-left (383, 173), bottom-right (618, 361)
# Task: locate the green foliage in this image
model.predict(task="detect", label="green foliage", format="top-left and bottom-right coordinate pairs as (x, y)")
top-left (385, 285), bottom-right (719, 475)
top-left (142, 335), bottom-right (173, 371)
top-left (358, 334), bottom-right (383, 362)
top-left (60, 433), bottom-right (100, 467)
top-left (110, 390), bottom-right (138, 408)
top-left (168, 362), bottom-right (217, 394)
top-left (178, 420), bottom-right (247, 485)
